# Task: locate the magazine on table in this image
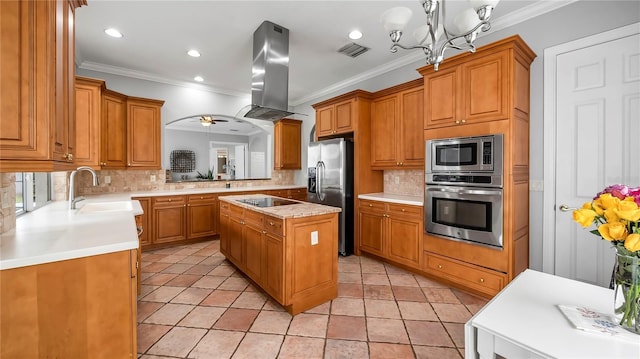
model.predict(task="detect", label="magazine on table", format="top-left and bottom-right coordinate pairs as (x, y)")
top-left (557, 304), bottom-right (638, 342)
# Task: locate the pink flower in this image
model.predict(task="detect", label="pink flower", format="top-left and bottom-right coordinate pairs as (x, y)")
top-left (628, 187), bottom-right (640, 206)
top-left (595, 184), bottom-right (629, 200)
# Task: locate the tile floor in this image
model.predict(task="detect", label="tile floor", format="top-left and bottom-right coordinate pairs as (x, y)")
top-left (137, 240), bottom-right (489, 359)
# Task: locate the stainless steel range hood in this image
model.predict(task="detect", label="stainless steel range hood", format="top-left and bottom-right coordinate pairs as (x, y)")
top-left (243, 21), bottom-right (294, 121)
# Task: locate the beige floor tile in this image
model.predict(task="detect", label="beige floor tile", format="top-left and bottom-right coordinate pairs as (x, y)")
top-left (139, 285), bottom-right (160, 298)
top-left (287, 313), bottom-right (329, 338)
top-left (144, 303), bottom-right (194, 326)
top-left (422, 287), bottom-right (461, 303)
top-left (397, 301), bottom-right (439, 321)
top-left (431, 303), bottom-right (472, 323)
top-left (200, 290), bottom-right (242, 307)
top-left (142, 286), bottom-right (185, 303)
top-left (326, 315), bottom-right (367, 341)
top-left (218, 276), bottom-right (249, 291)
top-left (184, 264), bottom-right (216, 275)
top-left (147, 326), bottom-right (206, 357)
top-left (230, 291), bottom-right (268, 309)
top-left (366, 318), bottom-right (409, 344)
top-left (413, 345), bottom-right (462, 359)
top-left (192, 275), bottom-right (227, 289)
top-left (443, 322), bottom-right (466, 348)
top-left (387, 274), bottom-right (419, 287)
top-left (392, 286), bottom-right (427, 302)
top-left (364, 299), bottom-right (401, 319)
top-left (162, 263), bottom-right (195, 274)
top-left (142, 273), bottom-right (178, 286)
top-left (324, 339), bottom-right (369, 359)
top-left (213, 308), bottom-right (260, 331)
top-left (304, 300), bottom-right (331, 314)
top-left (415, 275), bottom-right (448, 288)
top-left (231, 332), bottom-right (283, 359)
top-left (249, 310), bottom-right (293, 334)
top-left (137, 301), bottom-right (164, 322)
top-left (142, 262), bottom-right (172, 273)
top-left (338, 271), bottom-right (362, 284)
top-left (156, 254), bottom-right (188, 264)
top-left (278, 336), bottom-right (325, 359)
top-left (337, 283), bottom-right (363, 298)
top-left (330, 297), bottom-right (365, 317)
top-left (338, 262), bottom-right (361, 273)
top-left (189, 329), bottom-right (245, 359)
top-left (207, 264), bottom-right (236, 276)
top-left (360, 262), bottom-right (387, 274)
top-left (178, 306), bottom-right (226, 329)
top-left (405, 320), bottom-right (455, 347)
top-left (165, 274), bottom-right (204, 287)
top-left (369, 342), bottom-right (415, 359)
top-left (362, 273), bottom-right (390, 286)
top-left (137, 323), bottom-right (172, 354)
top-left (363, 284), bottom-right (394, 300)
top-left (170, 287), bottom-right (213, 305)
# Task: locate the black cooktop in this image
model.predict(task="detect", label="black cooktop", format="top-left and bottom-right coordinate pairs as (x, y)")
top-left (237, 197), bottom-right (299, 208)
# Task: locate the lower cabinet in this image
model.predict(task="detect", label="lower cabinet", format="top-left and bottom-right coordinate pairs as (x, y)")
top-left (424, 252), bottom-right (506, 297)
top-left (358, 199), bottom-right (423, 270)
top-left (0, 250), bottom-right (137, 358)
top-left (153, 195), bottom-right (187, 244)
top-left (186, 194), bottom-right (218, 239)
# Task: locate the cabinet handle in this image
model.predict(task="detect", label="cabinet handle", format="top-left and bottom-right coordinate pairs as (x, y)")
top-left (186, 204), bottom-right (189, 207)
top-left (479, 278), bottom-right (485, 283)
top-left (263, 230), bottom-right (267, 234)
top-left (401, 208), bottom-right (405, 212)
top-left (368, 204), bottom-right (373, 207)
top-left (269, 221), bottom-right (275, 226)
top-left (64, 153), bottom-right (73, 160)
top-left (128, 163), bottom-right (131, 166)
top-left (200, 196), bottom-right (204, 199)
top-left (461, 119), bottom-right (466, 124)
top-left (168, 199), bottom-right (172, 202)
top-left (400, 162), bottom-right (403, 166)
top-left (438, 264), bottom-right (443, 269)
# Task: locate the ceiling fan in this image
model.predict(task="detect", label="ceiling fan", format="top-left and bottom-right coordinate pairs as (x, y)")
top-left (199, 115), bottom-right (228, 127)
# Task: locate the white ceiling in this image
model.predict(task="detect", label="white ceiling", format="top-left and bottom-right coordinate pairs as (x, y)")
top-left (75, 1), bottom-right (578, 107)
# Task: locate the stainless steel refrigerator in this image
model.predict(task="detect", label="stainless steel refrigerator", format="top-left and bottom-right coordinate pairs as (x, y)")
top-left (307, 138), bottom-right (354, 256)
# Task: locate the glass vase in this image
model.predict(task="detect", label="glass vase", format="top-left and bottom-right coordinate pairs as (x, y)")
top-left (613, 252), bottom-right (640, 334)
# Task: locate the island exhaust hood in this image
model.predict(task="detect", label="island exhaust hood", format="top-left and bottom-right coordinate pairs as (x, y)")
top-left (243, 21), bottom-right (294, 121)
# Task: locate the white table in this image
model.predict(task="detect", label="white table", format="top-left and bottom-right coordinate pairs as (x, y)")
top-left (465, 269), bottom-right (640, 359)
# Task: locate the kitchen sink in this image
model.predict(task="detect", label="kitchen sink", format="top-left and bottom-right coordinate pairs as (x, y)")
top-left (76, 201), bottom-right (134, 214)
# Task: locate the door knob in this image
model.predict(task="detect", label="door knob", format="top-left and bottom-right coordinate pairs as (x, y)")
top-left (559, 204), bottom-right (576, 212)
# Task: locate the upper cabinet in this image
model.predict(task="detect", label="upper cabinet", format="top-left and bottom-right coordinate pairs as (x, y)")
top-left (0, 0), bottom-right (87, 172)
top-left (75, 79), bottom-right (164, 170)
top-left (421, 37), bottom-right (534, 130)
top-left (274, 119), bottom-right (302, 170)
top-left (312, 91), bottom-right (375, 139)
top-left (371, 79), bottom-right (424, 169)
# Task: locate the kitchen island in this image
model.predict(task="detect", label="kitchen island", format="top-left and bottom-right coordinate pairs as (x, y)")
top-left (219, 194), bottom-right (341, 315)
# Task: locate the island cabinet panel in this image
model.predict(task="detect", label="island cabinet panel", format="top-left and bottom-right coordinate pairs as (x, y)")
top-left (219, 197), bottom-right (338, 315)
top-left (0, 250), bottom-right (137, 358)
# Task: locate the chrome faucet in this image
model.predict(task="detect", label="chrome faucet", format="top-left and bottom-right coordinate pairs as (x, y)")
top-left (69, 166), bottom-right (99, 209)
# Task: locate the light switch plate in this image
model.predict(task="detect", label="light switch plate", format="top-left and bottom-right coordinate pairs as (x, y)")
top-left (530, 180), bottom-right (544, 192)
top-left (311, 231), bottom-right (318, 245)
top-left (150, 175), bottom-right (156, 182)
top-left (104, 176), bottom-right (111, 184)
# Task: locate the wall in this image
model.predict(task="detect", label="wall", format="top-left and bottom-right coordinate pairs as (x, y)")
top-left (0, 173), bottom-right (16, 234)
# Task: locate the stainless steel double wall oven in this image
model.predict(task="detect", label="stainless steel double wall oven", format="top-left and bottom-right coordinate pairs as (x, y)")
top-left (425, 134), bottom-right (504, 248)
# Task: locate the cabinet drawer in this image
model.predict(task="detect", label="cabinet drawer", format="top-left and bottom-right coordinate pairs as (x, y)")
top-left (387, 203), bottom-right (422, 217)
top-left (425, 252), bottom-right (505, 295)
top-left (220, 201), bottom-right (231, 212)
top-left (244, 209), bottom-right (264, 227)
top-left (152, 195), bottom-right (186, 207)
top-left (188, 193), bottom-right (217, 203)
top-left (229, 203), bottom-right (243, 216)
top-left (359, 199), bottom-right (386, 212)
top-left (264, 216), bottom-right (284, 236)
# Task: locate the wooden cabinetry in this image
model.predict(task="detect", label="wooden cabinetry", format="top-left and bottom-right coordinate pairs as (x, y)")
top-left (371, 79), bottom-right (424, 169)
top-left (101, 90), bottom-right (128, 168)
top-left (74, 77), bottom-right (105, 167)
top-left (220, 199), bottom-right (338, 314)
top-left (419, 35), bottom-right (536, 297)
top-left (267, 187), bottom-right (307, 201)
top-left (135, 197), bottom-right (151, 246)
top-left (186, 194), bottom-right (219, 239)
top-left (127, 97), bottom-right (163, 169)
top-left (358, 199), bottom-right (423, 270)
top-left (0, 0), bottom-right (86, 172)
top-left (0, 250), bottom-right (137, 358)
top-left (314, 99), bottom-right (354, 138)
top-left (152, 195), bottom-right (187, 244)
top-left (274, 119), bottom-right (302, 170)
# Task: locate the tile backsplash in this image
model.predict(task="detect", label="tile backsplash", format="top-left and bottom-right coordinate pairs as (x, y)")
top-left (0, 173), bottom-right (16, 234)
top-left (383, 169), bottom-right (424, 197)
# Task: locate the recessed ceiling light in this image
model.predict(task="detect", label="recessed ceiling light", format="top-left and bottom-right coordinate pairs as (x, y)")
top-left (187, 49), bottom-right (201, 57)
top-left (348, 30), bottom-right (363, 40)
top-left (104, 28), bottom-right (123, 38)
top-left (194, 76), bottom-right (204, 82)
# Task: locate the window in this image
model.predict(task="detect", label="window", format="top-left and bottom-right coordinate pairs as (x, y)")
top-left (15, 172), bottom-right (53, 215)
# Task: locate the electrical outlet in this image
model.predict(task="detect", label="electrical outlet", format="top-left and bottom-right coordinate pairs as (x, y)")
top-left (104, 176), bottom-right (111, 184)
top-left (394, 176), bottom-right (400, 184)
top-left (150, 175), bottom-right (156, 182)
top-left (311, 231), bottom-right (318, 245)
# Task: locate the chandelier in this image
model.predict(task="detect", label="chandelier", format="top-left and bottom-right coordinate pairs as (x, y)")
top-left (380, 0), bottom-right (499, 71)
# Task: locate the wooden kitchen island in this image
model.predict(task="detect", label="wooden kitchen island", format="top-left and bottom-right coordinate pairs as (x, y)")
top-left (219, 194), bottom-right (341, 315)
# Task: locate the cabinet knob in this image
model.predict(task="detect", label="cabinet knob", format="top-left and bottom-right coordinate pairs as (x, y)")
top-left (263, 230), bottom-right (267, 234)
top-left (438, 264), bottom-right (443, 269)
top-left (200, 196), bottom-right (203, 199)
top-left (461, 119), bottom-right (466, 124)
top-left (400, 162), bottom-right (403, 166)
top-left (479, 278), bottom-right (485, 283)
top-left (186, 204), bottom-right (189, 207)
top-left (168, 199), bottom-right (172, 202)
top-left (128, 163), bottom-right (131, 166)
top-left (401, 208), bottom-right (405, 212)
top-left (368, 204), bottom-right (373, 207)
top-left (269, 221), bottom-right (275, 226)
top-left (64, 153), bottom-right (73, 160)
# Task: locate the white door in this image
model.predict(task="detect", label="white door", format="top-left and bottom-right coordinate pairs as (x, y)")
top-left (234, 145), bottom-right (246, 179)
top-left (544, 24), bottom-right (640, 287)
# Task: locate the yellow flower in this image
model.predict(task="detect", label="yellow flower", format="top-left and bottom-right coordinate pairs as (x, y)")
top-left (599, 193), bottom-right (621, 210)
top-left (597, 222), bottom-right (628, 241)
top-left (573, 208), bottom-right (597, 228)
top-left (591, 199), bottom-right (605, 216)
top-left (604, 209), bottom-right (620, 223)
top-left (615, 199), bottom-right (640, 222)
top-left (624, 233), bottom-right (640, 252)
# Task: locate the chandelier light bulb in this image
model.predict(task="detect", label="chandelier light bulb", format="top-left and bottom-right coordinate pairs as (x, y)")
top-left (380, 7), bottom-right (413, 33)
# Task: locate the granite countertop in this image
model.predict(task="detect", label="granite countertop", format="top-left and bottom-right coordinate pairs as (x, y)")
top-left (358, 192), bottom-right (423, 206)
top-left (219, 194), bottom-right (341, 219)
top-left (0, 199), bottom-right (143, 270)
top-left (86, 184), bottom-right (307, 200)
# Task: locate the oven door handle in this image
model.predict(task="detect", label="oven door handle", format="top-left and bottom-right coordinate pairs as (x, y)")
top-left (427, 186), bottom-right (502, 196)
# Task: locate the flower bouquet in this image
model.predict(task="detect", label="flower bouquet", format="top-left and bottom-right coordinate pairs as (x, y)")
top-left (572, 184), bottom-right (640, 334)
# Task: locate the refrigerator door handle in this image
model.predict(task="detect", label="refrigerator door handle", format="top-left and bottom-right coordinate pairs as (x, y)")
top-left (316, 161), bottom-right (326, 201)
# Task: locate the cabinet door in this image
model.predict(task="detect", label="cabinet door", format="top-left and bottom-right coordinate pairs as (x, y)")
top-left (424, 67), bottom-right (459, 129)
top-left (74, 78), bottom-right (103, 167)
top-left (101, 91), bottom-right (127, 168)
top-left (316, 105), bottom-right (334, 138)
top-left (358, 210), bottom-right (385, 256)
top-left (398, 87), bottom-right (424, 167)
top-left (461, 51), bottom-right (509, 124)
top-left (334, 100), bottom-right (354, 134)
top-left (219, 210), bottom-right (229, 255)
top-left (227, 216), bottom-right (244, 266)
top-left (371, 95), bottom-right (398, 168)
top-left (274, 119), bottom-right (301, 170)
top-left (135, 197), bottom-right (151, 246)
top-left (127, 98), bottom-right (162, 169)
top-left (264, 232), bottom-right (284, 303)
top-left (187, 202), bottom-right (217, 239)
top-left (386, 215), bottom-right (422, 269)
top-left (153, 206), bottom-right (186, 244)
top-left (243, 223), bottom-right (264, 283)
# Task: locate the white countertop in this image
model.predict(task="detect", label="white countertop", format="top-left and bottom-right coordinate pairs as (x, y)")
top-left (0, 199), bottom-right (142, 270)
top-left (358, 192), bottom-right (423, 206)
